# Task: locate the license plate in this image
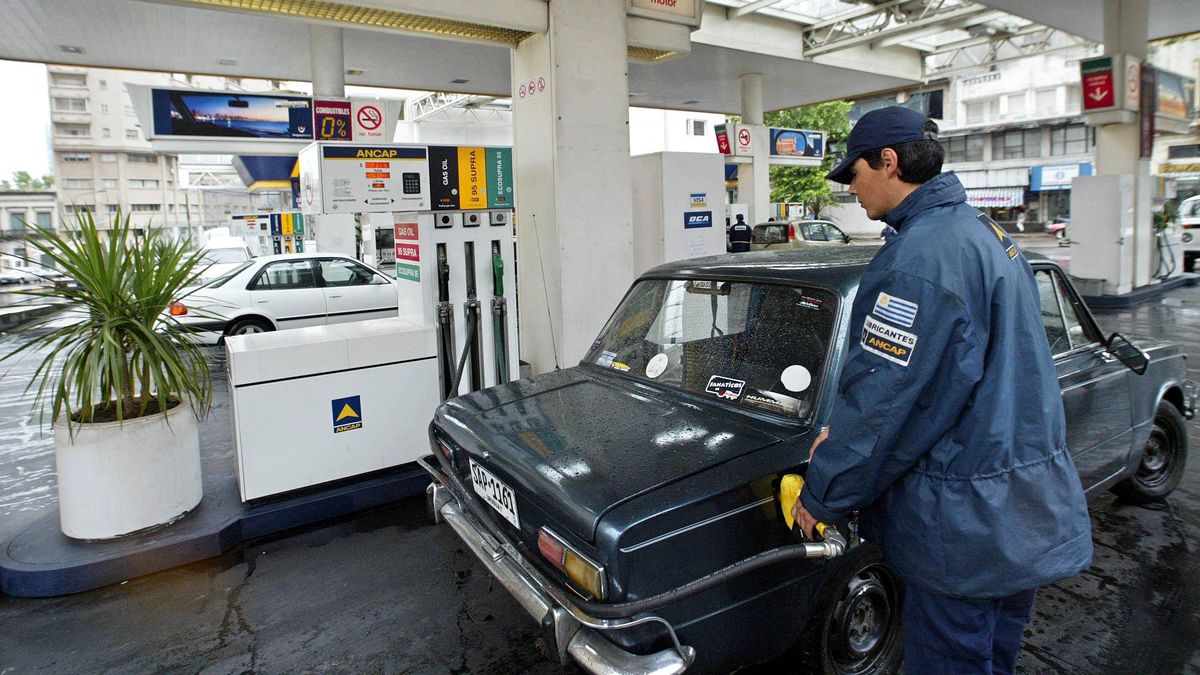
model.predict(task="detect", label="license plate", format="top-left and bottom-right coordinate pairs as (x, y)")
top-left (469, 459), bottom-right (520, 528)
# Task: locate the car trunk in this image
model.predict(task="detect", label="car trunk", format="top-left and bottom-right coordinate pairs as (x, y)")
top-left (439, 368), bottom-right (787, 542)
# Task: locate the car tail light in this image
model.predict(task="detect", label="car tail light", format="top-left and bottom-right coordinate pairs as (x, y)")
top-left (436, 438), bottom-right (456, 463)
top-left (789, 223), bottom-right (798, 241)
top-left (169, 301), bottom-right (188, 316)
top-left (537, 527), bottom-right (606, 599)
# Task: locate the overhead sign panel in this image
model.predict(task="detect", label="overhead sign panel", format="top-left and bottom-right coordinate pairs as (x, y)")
top-left (770, 128), bottom-right (824, 160)
top-left (428, 146), bottom-right (460, 210)
top-left (298, 142), bottom-right (430, 215)
top-left (627, 0), bottom-right (702, 27)
top-left (486, 147), bottom-right (514, 209)
top-left (150, 88), bottom-right (314, 140)
top-left (314, 99), bottom-right (352, 141)
top-left (457, 147), bottom-right (488, 210)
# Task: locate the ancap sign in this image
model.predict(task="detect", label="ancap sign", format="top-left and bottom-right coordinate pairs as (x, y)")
top-left (627, 0), bottom-right (702, 27)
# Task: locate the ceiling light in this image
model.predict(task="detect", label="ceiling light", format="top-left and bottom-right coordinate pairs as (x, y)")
top-left (58, 45), bottom-right (85, 54)
top-left (345, 68), bottom-right (364, 76)
top-left (217, 58), bottom-right (237, 66)
top-left (451, 78), bottom-right (470, 84)
top-left (682, 100), bottom-right (700, 105)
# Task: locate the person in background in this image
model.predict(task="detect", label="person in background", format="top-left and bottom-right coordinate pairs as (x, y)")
top-left (728, 214), bottom-right (752, 253)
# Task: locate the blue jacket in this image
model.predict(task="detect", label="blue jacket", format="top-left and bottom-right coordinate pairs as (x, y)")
top-left (800, 172), bottom-right (1093, 598)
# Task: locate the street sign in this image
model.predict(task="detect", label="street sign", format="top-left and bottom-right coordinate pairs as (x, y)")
top-left (1081, 57), bottom-right (1115, 111)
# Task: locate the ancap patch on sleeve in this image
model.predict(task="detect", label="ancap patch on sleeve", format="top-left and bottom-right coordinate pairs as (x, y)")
top-left (861, 315), bottom-right (917, 366)
top-left (873, 291), bottom-right (918, 328)
top-left (978, 213), bottom-right (1019, 260)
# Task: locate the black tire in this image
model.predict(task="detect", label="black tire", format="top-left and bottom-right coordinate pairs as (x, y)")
top-left (1113, 400), bottom-right (1188, 504)
top-left (1184, 252), bottom-right (1199, 274)
top-left (795, 544), bottom-right (904, 675)
top-left (225, 317), bottom-right (274, 337)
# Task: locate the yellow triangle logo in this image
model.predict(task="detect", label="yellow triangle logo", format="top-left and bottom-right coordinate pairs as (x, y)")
top-left (990, 222), bottom-right (1008, 242)
top-left (336, 403), bottom-right (359, 422)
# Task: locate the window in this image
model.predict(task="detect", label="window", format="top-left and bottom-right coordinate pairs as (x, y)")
top-left (128, 179), bottom-right (159, 189)
top-left (50, 73), bottom-right (86, 87)
top-left (103, 179), bottom-right (119, 189)
top-left (1036, 268), bottom-right (1097, 355)
top-left (60, 153), bottom-right (90, 163)
top-left (9, 213), bottom-right (26, 232)
top-left (102, 128), bottom-right (111, 138)
top-left (945, 135), bottom-right (985, 163)
top-left (125, 129), bottom-right (139, 140)
top-left (319, 258), bottom-right (385, 287)
top-left (584, 279), bottom-right (838, 420)
top-left (964, 99), bottom-right (991, 124)
top-left (752, 224), bottom-right (788, 244)
top-left (992, 129), bottom-right (1040, 160)
top-left (1050, 124), bottom-right (1091, 156)
top-left (63, 179), bottom-right (93, 189)
top-left (65, 204), bottom-right (94, 215)
top-left (105, 204), bottom-right (120, 213)
top-left (1006, 93), bottom-right (1027, 116)
top-left (251, 260), bottom-right (317, 290)
top-left (130, 204), bottom-right (161, 212)
top-left (35, 212), bottom-right (51, 229)
top-left (98, 79), bottom-right (107, 90)
top-left (1035, 89), bottom-right (1057, 116)
top-left (1168, 144), bottom-right (1200, 159)
top-left (686, 119), bottom-right (707, 136)
top-left (100, 153), bottom-right (117, 163)
top-left (52, 97), bottom-right (87, 112)
top-left (54, 123), bottom-right (90, 137)
top-left (100, 103), bottom-right (109, 114)
top-left (801, 222), bottom-right (829, 242)
top-left (127, 154), bottom-right (157, 164)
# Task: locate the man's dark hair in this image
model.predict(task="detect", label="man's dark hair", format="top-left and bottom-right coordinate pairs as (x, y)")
top-left (861, 119), bottom-right (943, 184)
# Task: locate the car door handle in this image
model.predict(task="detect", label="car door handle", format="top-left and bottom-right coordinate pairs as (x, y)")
top-left (329, 294), bottom-right (342, 299)
top-left (255, 300), bottom-right (269, 304)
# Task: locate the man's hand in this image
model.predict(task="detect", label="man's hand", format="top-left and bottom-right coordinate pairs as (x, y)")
top-left (809, 426), bottom-right (830, 459)
top-left (791, 499), bottom-right (822, 541)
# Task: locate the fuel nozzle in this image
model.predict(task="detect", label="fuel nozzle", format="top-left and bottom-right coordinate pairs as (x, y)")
top-left (779, 473), bottom-right (846, 559)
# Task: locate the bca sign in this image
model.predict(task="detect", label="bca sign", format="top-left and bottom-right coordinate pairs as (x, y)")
top-left (684, 211), bottom-right (713, 229)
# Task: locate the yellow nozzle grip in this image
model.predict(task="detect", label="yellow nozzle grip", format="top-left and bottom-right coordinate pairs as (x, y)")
top-left (780, 473), bottom-right (828, 537)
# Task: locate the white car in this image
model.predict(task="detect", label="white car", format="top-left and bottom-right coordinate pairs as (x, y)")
top-left (169, 252), bottom-right (400, 345)
top-left (197, 240), bottom-right (255, 283)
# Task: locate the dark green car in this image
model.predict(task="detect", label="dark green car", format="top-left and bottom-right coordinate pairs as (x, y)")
top-left (421, 246), bottom-right (1193, 674)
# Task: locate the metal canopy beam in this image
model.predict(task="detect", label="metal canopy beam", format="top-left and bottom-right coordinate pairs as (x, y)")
top-left (730, 0), bottom-right (784, 19)
top-left (803, 1), bottom-right (991, 58)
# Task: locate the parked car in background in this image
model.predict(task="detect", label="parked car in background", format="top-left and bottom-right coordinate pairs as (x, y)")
top-left (198, 238), bottom-right (255, 283)
top-left (1047, 215), bottom-right (1070, 240)
top-left (168, 252), bottom-right (399, 345)
top-left (750, 220), bottom-right (852, 251)
top-left (1179, 195), bottom-right (1200, 271)
top-left (422, 246), bottom-right (1193, 675)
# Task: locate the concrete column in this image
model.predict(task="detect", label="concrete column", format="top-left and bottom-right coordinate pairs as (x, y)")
top-left (308, 24), bottom-right (355, 256)
top-left (1094, 0), bottom-right (1153, 288)
top-left (512, 0), bottom-right (634, 374)
top-left (736, 73), bottom-right (770, 224)
top-left (309, 25), bottom-right (346, 97)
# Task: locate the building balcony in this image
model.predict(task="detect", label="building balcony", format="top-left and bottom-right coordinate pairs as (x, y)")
top-left (51, 111), bottom-right (92, 125)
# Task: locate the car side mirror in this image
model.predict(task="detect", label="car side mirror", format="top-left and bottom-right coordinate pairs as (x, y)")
top-left (1107, 332), bottom-right (1148, 375)
top-left (842, 234), bottom-right (851, 244)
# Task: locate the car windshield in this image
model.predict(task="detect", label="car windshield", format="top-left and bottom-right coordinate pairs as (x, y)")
top-left (585, 278), bottom-right (837, 420)
top-left (202, 261), bottom-right (253, 288)
top-left (202, 247), bottom-right (250, 264)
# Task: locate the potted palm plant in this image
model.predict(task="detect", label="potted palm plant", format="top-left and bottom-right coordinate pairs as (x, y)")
top-left (4, 211), bottom-right (212, 540)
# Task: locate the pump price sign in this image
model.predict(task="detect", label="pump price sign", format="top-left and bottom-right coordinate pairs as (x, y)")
top-left (299, 143), bottom-right (431, 214)
top-left (314, 99), bottom-right (352, 141)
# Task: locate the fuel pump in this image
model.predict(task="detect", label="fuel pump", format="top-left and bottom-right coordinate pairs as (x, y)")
top-left (491, 239), bottom-right (510, 385)
top-left (463, 241), bottom-right (485, 392)
top-left (435, 243), bottom-right (456, 400)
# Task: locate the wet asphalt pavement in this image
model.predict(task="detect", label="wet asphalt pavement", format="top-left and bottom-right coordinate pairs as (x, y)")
top-left (1, 238), bottom-right (1198, 674)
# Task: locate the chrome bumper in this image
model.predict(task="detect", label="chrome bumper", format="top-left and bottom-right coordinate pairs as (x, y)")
top-left (420, 457), bottom-right (694, 675)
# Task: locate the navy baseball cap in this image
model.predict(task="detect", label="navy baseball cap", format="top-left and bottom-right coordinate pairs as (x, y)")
top-left (826, 106), bottom-right (933, 184)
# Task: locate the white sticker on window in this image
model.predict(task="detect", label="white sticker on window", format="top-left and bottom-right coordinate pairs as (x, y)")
top-left (780, 365), bottom-right (812, 392)
top-left (646, 353), bottom-right (669, 379)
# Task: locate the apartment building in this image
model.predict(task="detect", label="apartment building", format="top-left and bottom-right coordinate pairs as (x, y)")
top-left (0, 190), bottom-right (57, 270)
top-left (48, 65), bottom-right (186, 233)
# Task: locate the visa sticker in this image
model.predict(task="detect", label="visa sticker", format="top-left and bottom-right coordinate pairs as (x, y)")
top-left (861, 315), bottom-right (917, 367)
top-left (597, 351), bottom-right (617, 367)
top-left (705, 375), bottom-right (746, 401)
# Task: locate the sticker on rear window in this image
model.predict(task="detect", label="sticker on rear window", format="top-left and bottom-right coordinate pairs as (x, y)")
top-left (706, 375), bottom-right (746, 401)
top-left (780, 365), bottom-right (812, 392)
top-left (645, 353), bottom-right (669, 379)
top-left (612, 361), bottom-right (630, 372)
top-left (597, 351), bottom-right (616, 368)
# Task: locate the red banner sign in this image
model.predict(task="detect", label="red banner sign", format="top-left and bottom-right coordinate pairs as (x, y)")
top-left (395, 242), bottom-right (420, 262)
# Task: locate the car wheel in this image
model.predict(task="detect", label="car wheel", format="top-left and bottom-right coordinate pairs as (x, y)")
top-left (796, 543), bottom-right (903, 675)
top-left (1185, 252), bottom-right (1199, 273)
top-left (226, 317), bottom-right (274, 337)
top-left (1112, 400), bottom-right (1188, 504)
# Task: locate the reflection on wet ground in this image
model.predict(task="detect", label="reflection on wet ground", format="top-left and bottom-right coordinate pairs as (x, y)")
top-left (1, 279), bottom-right (1199, 673)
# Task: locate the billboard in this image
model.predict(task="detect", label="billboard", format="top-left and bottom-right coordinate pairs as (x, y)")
top-left (769, 128), bottom-right (824, 159)
top-left (151, 88), bottom-right (314, 140)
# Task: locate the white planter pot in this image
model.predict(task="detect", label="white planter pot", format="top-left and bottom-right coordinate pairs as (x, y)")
top-left (53, 399), bottom-right (202, 540)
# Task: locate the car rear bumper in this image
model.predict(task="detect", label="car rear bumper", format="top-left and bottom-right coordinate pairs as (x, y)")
top-left (419, 455), bottom-right (694, 675)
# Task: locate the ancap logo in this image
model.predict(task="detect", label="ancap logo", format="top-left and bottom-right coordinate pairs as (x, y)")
top-left (356, 149), bottom-right (399, 159)
top-left (332, 395), bottom-right (363, 433)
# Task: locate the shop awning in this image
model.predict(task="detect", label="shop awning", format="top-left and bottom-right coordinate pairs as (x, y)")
top-left (965, 187), bottom-right (1024, 208)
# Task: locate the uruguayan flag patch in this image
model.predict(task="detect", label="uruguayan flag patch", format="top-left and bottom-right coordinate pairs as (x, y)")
top-left (873, 292), bottom-right (918, 328)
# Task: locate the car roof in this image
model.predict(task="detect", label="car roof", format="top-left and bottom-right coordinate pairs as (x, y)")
top-left (252, 251), bottom-right (349, 263)
top-left (641, 246), bottom-right (879, 292)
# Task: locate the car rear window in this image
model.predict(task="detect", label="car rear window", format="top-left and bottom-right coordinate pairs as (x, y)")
top-left (202, 261), bottom-right (253, 288)
top-left (584, 278), bottom-right (837, 420)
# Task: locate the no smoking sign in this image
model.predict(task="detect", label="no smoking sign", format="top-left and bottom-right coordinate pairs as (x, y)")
top-left (518, 76), bottom-right (548, 100)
